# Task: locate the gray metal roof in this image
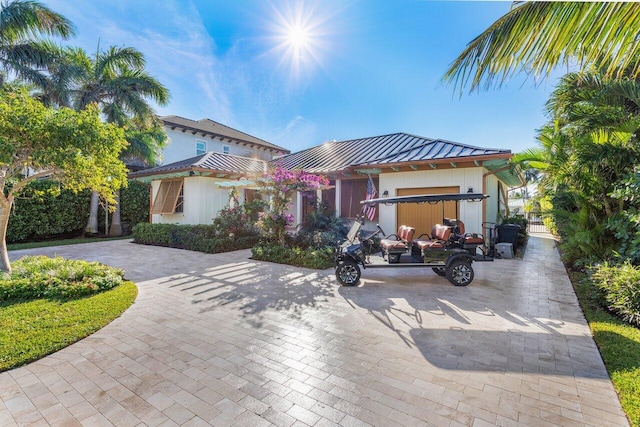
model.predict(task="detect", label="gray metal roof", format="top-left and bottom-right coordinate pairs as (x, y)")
top-left (162, 115), bottom-right (290, 154)
top-left (274, 133), bottom-right (510, 173)
top-left (130, 152), bottom-right (267, 180)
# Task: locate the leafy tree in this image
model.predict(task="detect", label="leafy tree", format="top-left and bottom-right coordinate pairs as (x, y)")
top-left (444, 2), bottom-right (640, 93)
top-left (0, 0), bottom-right (73, 87)
top-left (0, 88), bottom-right (127, 272)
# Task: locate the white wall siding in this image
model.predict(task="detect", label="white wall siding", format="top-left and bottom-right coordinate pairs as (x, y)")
top-left (161, 128), bottom-right (272, 165)
top-left (150, 177), bottom-right (233, 225)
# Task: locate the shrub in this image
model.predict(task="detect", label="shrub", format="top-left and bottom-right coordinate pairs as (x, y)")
top-left (120, 180), bottom-right (150, 226)
top-left (251, 243), bottom-right (334, 269)
top-left (132, 223), bottom-right (260, 254)
top-left (0, 256), bottom-right (125, 300)
top-left (213, 205), bottom-right (257, 237)
top-left (295, 199), bottom-right (348, 249)
top-left (7, 180), bottom-right (90, 243)
top-left (592, 261), bottom-right (640, 327)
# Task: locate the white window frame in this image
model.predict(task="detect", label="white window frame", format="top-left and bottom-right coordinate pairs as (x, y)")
top-left (222, 145), bottom-right (230, 155)
top-left (196, 140), bottom-right (206, 155)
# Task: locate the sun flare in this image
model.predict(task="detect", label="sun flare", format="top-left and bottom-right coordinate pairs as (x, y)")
top-left (265, 1), bottom-right (333, 80)
top-left (287, 25), bottom-right (310, 48)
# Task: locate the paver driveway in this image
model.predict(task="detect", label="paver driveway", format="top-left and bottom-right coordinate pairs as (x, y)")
top-left (1, 236), bottom-right (629, 426)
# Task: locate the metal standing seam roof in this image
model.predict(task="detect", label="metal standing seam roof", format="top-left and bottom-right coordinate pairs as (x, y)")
top-left (274, 132), bottom-right (511, 173)
top-left (162, 115), bottom-right (290, 154)
top-left (130, 152), bottom-right (267, 179)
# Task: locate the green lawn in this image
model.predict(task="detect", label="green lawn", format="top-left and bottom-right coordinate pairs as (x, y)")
top-left (0, 282), bottom-right (137, 372)
top-left (570, 271), bottom-right (640, 427)
top-left (7, 235), bottom-right (131, 251)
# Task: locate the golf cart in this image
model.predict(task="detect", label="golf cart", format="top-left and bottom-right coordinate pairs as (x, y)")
top-left (334, 193), bottom-right (494, 287)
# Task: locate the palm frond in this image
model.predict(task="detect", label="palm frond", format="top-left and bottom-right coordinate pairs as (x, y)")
top-left (443, 2), bottom-right (640, 94)
top-left (0, 0), bottom-right (74, 42)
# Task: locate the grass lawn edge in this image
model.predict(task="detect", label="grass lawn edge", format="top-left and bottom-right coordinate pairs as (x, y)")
top-left (0, 281), bottom-right (138, 372)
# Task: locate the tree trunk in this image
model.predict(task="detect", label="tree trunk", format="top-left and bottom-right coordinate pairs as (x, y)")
top-left (0, 198), bottom-right (13, 273)
top-left (109, 190), bottom-right (122, 236)
top-left (85, 191), bottom-right (99, 235)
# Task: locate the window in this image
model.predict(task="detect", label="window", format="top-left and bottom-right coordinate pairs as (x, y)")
top-left (196, 140), bottom-right (206, 155)
top-left (223, 145), bottom-right (230, 155)
top-left (152, 179), bottom-right (184, 214)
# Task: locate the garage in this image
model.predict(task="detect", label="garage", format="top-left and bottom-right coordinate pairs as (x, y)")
top-left (396, 186), bottom-right (459, 236)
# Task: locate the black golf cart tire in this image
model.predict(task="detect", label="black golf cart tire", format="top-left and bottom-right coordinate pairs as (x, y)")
top-left (432, 267), bottom-right (446, 276)
top-left (336, 260), bottom-right (361, 286)
top-left (446, 260), bottom-right (474, 286)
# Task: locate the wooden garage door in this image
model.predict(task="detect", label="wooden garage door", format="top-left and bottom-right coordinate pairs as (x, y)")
top-left (397, 186), bottom-right (460, 236)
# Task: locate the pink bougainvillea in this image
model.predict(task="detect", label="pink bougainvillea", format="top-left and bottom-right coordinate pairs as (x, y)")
top-left (256, 166), bottom-right (328, 245)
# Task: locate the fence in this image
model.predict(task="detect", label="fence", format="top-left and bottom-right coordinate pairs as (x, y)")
top-left (523, 212), bottom-right (548, 234)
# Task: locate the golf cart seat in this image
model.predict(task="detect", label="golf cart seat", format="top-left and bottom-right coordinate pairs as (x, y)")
top-left (445, 218), bottom-right (484, 246)
top-left (380, 225), bottom-right (415, 257)
top-left (413, 224), bottom-right (452, 251)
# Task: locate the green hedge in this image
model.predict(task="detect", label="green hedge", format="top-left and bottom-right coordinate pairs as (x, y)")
top-left (251, 244), bottom-right (334, 269)
top-left (120, 180), bottom-right (150, 226)
top-left (132, 223), bottom-right (260, 254)
top-left (7, 180), bottom-right (90, 243)
top-left (7, 179), bottom-right (150, 243)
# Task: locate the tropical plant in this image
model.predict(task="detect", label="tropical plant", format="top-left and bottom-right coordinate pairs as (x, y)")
top-left (444, 2), bottom-right (640, 93)
top-left (50, 45), bottom-right (169, 235)
top-left (254, 166), bottom-right (328, 245)
top-left (0, 0), bottom-right (73, 88)
top-left (0, 88), bottom-right (128, 272)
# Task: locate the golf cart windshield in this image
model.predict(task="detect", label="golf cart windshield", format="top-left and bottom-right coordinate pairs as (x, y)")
top-left (345, 219), bottom-right (363, 243)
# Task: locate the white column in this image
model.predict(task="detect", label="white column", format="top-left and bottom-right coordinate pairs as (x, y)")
top-left (335, 179), bottom-right (341, 217)
top-left (296, 191), bottom-right (303, 225)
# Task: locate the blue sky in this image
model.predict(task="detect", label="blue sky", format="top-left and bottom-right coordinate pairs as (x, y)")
top-left (44, 0), bottom-right (560, 154)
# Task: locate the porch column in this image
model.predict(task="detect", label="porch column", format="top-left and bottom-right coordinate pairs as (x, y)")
top-left (296, 191), bottom-right (303, 225)
top-left (335, 179), bottom-right (341, 217)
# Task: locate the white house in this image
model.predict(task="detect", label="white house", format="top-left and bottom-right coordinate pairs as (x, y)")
top-left (276, 133), bottom-right (523, 237)
top-left (132, 120), bottom-right (522, 236)
top-left (130, 116), bottom-right (289, 225)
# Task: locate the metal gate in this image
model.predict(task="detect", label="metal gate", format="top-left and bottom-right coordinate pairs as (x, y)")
top-left (524, 212), bottom-right (548, 234)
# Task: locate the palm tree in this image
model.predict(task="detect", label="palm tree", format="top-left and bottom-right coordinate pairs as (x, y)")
top-left (0, 0), bottom-right (73, 87)
top-left (444, 2), bottom-right (640, 93)
top-left (54, 45), bottom-right (169, 235)
top-left (109, 119), bottom-right (167, 236)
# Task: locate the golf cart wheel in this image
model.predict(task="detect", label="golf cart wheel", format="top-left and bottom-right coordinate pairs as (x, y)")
top-left (336, 260), bottom-right (361, 286)
top-left (432, 267), bottom-right (446, 277)
top-left (446, 260), bottom-right (474, 286)
top-left (388, 254), bottom-right (400, 264)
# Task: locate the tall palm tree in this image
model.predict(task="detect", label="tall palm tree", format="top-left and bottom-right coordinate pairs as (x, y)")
top-left (56, 45), bottom-right (170, 235)
top-left (444, 2), bottom-right (640, 93)
top-left (108, 119), bottom-right (167, 236)
top-left (0, 0), bottom-right (73, 87)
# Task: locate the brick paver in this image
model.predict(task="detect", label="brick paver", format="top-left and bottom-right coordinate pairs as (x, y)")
top-left (1, 236), bottom-right (629, 426)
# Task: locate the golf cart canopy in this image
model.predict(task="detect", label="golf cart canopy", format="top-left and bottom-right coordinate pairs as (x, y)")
top-left (361, 193), bottom-right (489, 205)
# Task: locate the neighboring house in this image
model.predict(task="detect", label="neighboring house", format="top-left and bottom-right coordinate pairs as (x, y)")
top-left (130, 116), bottom-right (289, 224)
top-left (276, 132), bottom-right (523, 237)
top-left (160, 115), bottom-right (288, 164)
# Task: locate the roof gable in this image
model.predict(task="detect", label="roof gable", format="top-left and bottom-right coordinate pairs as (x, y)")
top-left (162, 115), bottom-right (289, 154)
